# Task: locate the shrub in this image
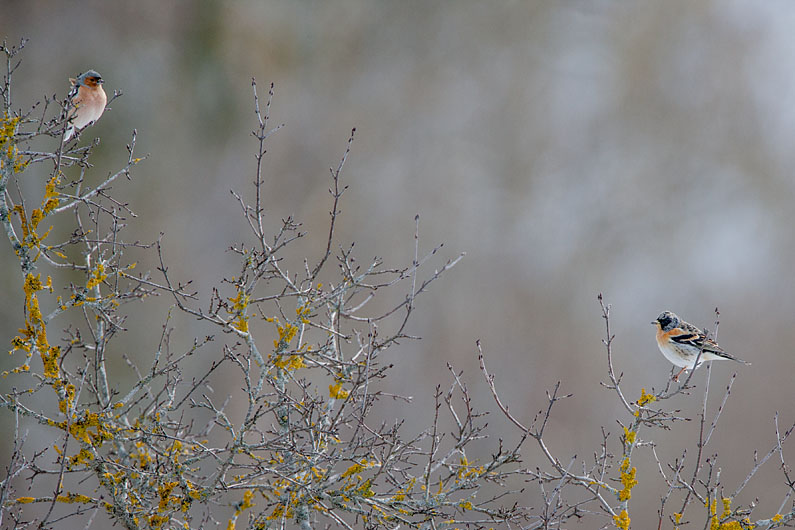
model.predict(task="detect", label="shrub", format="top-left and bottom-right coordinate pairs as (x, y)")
top-left (1, 39), bottom-right (793, 530)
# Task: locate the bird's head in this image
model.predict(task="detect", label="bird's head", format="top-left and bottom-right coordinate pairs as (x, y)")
top-left (76, 70), bottom-right (104, 88)
top-left (652, 311), bottom-right (680, 331)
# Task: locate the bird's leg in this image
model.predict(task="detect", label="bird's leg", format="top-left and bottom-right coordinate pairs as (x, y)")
top-left (672, 366), bottom-right (687, 381)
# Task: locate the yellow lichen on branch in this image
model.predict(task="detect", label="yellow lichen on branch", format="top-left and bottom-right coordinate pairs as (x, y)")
top-left (10, 273), bottom-right (60, 379)
top-left (613, 509), bottom-right (630, 530)
top-left (0, 114), bottom-right (27, 173)
top-left (636, 387), bottom-right (656, 407)
top-left (618, 458), bottom-right (637, 502)
top-left (229, 288), bottom-right (250, 332)
top-left (329, 380), bottom-right (349, 399)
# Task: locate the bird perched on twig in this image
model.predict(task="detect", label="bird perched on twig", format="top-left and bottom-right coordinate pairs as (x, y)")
top-left (63, 69), bottom-right (106, 142)
top-left (652, 311), bottom-right (750, 380)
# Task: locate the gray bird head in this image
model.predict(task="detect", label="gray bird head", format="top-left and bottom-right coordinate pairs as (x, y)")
top-left (76, 70), bottom-right (104, 86)
top-left (652, 311), bottom-right (680, 331)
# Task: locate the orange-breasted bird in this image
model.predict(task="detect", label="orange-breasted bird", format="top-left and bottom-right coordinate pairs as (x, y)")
top-left (652, 311), bottom-right (750, 380)
top-left (64, 69), bottom-right (106, 142)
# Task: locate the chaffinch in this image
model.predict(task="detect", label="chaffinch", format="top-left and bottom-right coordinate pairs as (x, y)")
top-left (64, 69), bottom-right (107, 142)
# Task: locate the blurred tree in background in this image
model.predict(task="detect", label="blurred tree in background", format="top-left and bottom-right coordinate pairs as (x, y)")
top-left (6, 2), bottom-right (795, 527)
top-left (3, 38), bottom-right (795, 530)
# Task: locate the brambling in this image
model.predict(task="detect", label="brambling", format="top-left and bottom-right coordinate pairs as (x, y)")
top-left (63, 70), bottom-right (107, 142)
top-left (652, 311), bottom-right (750, 380)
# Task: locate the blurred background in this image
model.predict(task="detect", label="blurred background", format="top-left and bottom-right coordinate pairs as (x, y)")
top-left (3, 0), bottom-right (795, 526)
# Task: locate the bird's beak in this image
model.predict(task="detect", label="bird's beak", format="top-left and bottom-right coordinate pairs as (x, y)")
top-left (97, 78), bottom-right (104, 84)
top-left (650, 321), bottom-right (657, 325)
